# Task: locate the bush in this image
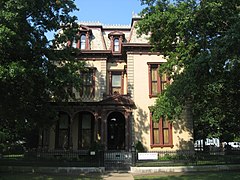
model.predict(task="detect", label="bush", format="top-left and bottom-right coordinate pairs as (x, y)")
top-left (135, 141), bottom-right (145, 152)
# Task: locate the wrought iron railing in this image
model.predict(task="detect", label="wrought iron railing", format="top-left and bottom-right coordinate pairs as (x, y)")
top-left (1, 149), bottom-right (240, 168)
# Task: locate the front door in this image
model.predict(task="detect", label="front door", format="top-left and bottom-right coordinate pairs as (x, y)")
top-left (107, 112), bottom-right (125, 150)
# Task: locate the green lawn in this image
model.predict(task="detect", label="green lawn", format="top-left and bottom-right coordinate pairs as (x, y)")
top-left (134, 171), bottom-right (240, 180)
top-left (1, 171), bottom-right (240, 180)
top-left (0, 172), bottom-right (103, 180)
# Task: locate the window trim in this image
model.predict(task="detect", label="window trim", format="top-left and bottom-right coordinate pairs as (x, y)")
top-left (150, 113), bottom-right (173, 148)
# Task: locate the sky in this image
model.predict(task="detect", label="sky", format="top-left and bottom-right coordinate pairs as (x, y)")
top-left (73, 0), bottom-right (144, 25)
top-left (46, 0), bottom-right (145, 40)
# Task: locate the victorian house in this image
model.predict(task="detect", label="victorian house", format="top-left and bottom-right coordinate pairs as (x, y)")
top-left (39, 16), bottom-right (193, 152)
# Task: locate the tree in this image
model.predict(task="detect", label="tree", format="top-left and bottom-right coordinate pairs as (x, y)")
top-left (137, 0), bottom-right (240, 142)
top-left (0, 0), bottom-right (84, 147)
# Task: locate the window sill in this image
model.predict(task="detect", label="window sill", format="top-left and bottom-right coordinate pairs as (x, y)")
top-left (150, 144), bottom-right (174, 148)
top-left (112, 52), bottom-right (122, 56)
top-left (149, 94), bottom-right (159, 98)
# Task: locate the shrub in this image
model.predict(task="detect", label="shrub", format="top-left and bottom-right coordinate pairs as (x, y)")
top-left (135, 141), bottom-right (145, 152)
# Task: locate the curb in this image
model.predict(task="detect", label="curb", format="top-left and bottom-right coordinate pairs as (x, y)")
top-left (130, 164), bottom-right (240, 174)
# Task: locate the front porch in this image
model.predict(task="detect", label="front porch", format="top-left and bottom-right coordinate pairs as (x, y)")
top-left (39, 95), bottom-right (136, 152)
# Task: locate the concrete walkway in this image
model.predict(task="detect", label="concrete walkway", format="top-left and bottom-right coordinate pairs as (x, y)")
top-left (102, 172), bottom-right (134, 180)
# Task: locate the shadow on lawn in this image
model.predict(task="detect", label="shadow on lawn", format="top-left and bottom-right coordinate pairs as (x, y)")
top-left (0, 172), bottom-right (103, 180)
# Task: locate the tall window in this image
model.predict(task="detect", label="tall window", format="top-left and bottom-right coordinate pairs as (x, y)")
top-left (80, 69), bottom-right (95, 98)
top-left (110, 71), bottom-right (123, 95)
top-left (150, 64), bottom-right (159, 96)
top-left (78, 113), bottom-right (94, 149)
top-left (150, 113), bottom-right (173, 148)
top-left (55, 113), bottom-right (70, 149)
top-left (148, 63), bottom-right (169, 98)
top-left (113, 38), bottom-right (119, 52)
top-left (80, 34), bottom-right (86, 49)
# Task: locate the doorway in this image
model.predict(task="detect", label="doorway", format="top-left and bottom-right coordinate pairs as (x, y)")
top-left (107, 112), bottom-right (125, 150)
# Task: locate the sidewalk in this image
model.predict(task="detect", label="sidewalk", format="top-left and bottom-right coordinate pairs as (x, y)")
top-left (102, 172), bottom-right (134, 180)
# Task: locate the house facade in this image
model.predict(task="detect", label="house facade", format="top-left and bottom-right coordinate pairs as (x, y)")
top-left (39, 16), bottom-right (193, 152)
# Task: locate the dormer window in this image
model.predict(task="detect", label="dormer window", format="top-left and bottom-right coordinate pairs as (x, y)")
top-left (80, 34), bottom-right (86, 49)
top-left (113, 38), bottom-right (119, 52)
top-left (68, 25), bottom-right (91, 50)
top-left (108, 31), bottom-right (125, 54)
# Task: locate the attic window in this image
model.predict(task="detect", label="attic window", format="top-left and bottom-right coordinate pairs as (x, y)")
top-left (113, 38), bottom-right (119, 52)
top-left (108, 31), bottom-right (125, 54)
top-left (80, 34), bottom-right (86, 49)
top-left (68, 25), bottom-right (92, 50)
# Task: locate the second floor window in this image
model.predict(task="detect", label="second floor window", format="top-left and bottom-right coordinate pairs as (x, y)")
top-left (109, 71), bottom-right (124, 95)
top-left (148, 63), bottom-right (169, 98)
top-left (80, 69), bottom-right (95, 97)
top-left (80, 34), bottom-right (86, 49)
top-left (150, 64), bottom-right (159, 96)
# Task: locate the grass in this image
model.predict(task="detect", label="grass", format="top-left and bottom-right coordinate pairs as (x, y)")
top-left (134, 171), bottom-right (240, 180)
top-left (1, 171), bottom-right (240, 180)
top-left (0, 172), bottom-right (103, 180)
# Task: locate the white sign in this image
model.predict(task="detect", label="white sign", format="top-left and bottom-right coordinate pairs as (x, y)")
top-left (138, 153), bottom-right (158, 160)
top-left (90, 151), bottom-right (96, 155)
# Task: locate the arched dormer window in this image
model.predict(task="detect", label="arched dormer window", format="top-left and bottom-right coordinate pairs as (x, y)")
top-left (80, 34), bottom-right (86, 49)
top-left (68, 25), bottom-right (92, 50)
top-left (108, 31), bottom-right (125, 54)
top-left (113, 38), bottom-right (119, 52)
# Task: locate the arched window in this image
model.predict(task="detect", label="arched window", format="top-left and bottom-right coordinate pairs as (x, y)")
top-left (113, 38), bottom-right (119, 52)
top-left (80, 34), bottom-right (86, 49)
